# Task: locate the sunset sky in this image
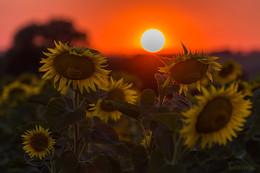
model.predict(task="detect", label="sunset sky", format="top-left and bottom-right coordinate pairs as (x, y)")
top-left (1, 0), bottom-right (260, 55)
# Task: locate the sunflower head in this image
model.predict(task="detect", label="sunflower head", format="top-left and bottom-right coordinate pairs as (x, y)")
top-left (89, 77), bottom-right (138, 122)
top-left (22, 125), bottom-right (55, 160)
top-left (158, 44), bottom-right (221, 95)
top-left (39, 41), bottom-right (111, 94)
top-left (237, 80), bottom-right (253, 97)
top-left (214, 60), bottom-right (242, 84)
top-left (17, 73), bottom-right (39, 85)
top-left (0, 81), bottom-right (35, 105)
top-left (180, 83), bottom-right (252, 149)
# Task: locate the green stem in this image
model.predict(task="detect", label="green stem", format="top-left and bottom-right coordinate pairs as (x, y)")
top-left (139, 120), bottom-right (148, 150)
top-left (159, 95), bottom-right (165, 108)
top-left (43, 160), bottom-right (52, 172)
top-left (49, 151), bottom-right (55, 173)
top-left (69, 87), bottom-right (76, 110)
top-left (78, 143), bottom-right (87, 160)
top-left (74, 123), bottom-right (79, 156)
top-left (172, 132), bottom-right (182, 164)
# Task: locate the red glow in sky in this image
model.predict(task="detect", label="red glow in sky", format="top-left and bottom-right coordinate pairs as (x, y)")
top-left (0, 0), bottom-right (260, 54)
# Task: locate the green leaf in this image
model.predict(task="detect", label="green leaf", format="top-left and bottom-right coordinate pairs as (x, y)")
top-left (141, 89), bottom-right (156, 107)
top-left (131, 145), bottom-right (149, 173)
top-left (148, 149), bottom-right (167, 173)
top-left (50, 108), bottom-right (86, 132)
top-left (157, 56), bottom-right (173, 66)
top-left (59, 151), bottom-right (78, 173)
top-left (245, 139), bottom-right (260, 166)
top-left (28, 87), bottom-right (60, 105)
top-left (150, 112), bottom-right (180, 132)
top-left (140, 89), bottom-right (157, 118)
top-left (44, 98), bottom-right (67, 122)
top-left (106, 100), bottom-right (140, 120)
top-left (93, 155), bottom-right (121, 173)
top-left (246, 89), bottom-right (260, 139)
top-left (152, 126), bottom-right (174, 161)
top-left (89, 122), bottom-right (119, 144)
top-left (181, 42), bottom-right (188, 55)
top-left (83, 86), bottom-right (107, 104)
top-left (157, 163), bottom-right (186, 173)
top-left (154, 73), bottom-right (179, 98)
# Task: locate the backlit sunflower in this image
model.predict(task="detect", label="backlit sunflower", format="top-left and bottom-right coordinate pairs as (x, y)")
top-left (214, 60), bottom-right (242, 84)
top-left (0, 81), bottom-right (36, 105)
top-left (39, 41), bottom-right (111, 94)
top-left (88, 77), bottom-right (137, 122)
top-left (17, 73), bottom-right (39, 85)
top-left (22, 125), bottom-right (55, 160)
top-left (180, 83), bottom-right (252, 149)
top-left (158, 44), bottom-right (221, 95)
top-left (237, 80), bottom-right (253, 97)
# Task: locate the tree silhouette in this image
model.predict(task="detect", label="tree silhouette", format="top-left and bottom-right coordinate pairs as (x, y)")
top-left (0, 19), bottom-right (87, 78)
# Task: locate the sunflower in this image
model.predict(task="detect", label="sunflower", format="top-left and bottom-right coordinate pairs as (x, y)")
top-left (214, 60), bottom-right (242, 84)
top-left (22, 125), bottom-right (55, 160)
top-left (17, 73), bottom-right (39, 85)
top-left (39, 41), bottom-right (111, 94)
top-left (88, 77), bottom-right (137, 122)
top-left (180, 83), bottom-right (252, 149)
top-left (237, 80), bottom-right (253, 97)
top-left (0, 81), bottom-right (36, 105)
top-left (158, 44), bottom-right (221, 95)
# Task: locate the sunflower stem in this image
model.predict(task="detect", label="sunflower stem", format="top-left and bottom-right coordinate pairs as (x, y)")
top-left (172, 132), bottom-right (182, 164)
top-left (78, 142), bottom-right (87, 160)
top-left (159, 95), bottom-right (165, 108)
top-left (74, 123), bottom-right (79, 157)
top-left (49, 151), bottom-right (55, 173)
top-left (139, 119), bottom-right (149, 153)
top-left (43, 160), bottom-right (52, 172)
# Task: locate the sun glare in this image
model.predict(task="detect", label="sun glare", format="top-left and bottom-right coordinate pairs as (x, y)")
top-left (141, 29), bottom-right (165, 53)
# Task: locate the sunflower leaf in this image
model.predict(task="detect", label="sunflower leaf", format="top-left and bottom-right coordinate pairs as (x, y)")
top-left (106, 100), bottom-right (140, 120)
top-left (148, 149), bottom-right (167, 173)
top-left (156, 163), bottom-right (186, 173)
top-left (246, 89), bottom-right (260, 139)
top-left (157, 56), bottom-right (173, 66)
top-left (89, 122), bottom-right (119, 144)
top-left (155, 73), bottom-right (179, 98)
top-left (181, 42), bottom-right (188, 55)
top-left (58, 151), bottom-right (79, 173)
top-left (130, 145), bottom-right (149, 173)
top-left (44, 98), bottom-right (67, 123)
top-left (140, 89), bottom-right (157, 118)
top-left (150, 112), bottom-right (180, 132)
top-left (49, 108), bottom-right (86, 132)
top-left (92, 155), bottom-right (121, 173)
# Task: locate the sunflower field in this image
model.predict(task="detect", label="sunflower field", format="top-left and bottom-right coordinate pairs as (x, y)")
top-left (1, 42), bottom-right (260, 173)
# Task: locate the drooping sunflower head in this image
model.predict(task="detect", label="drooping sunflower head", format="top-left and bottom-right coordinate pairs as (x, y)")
top-left (39, 41), bottom-right (111, 94)
top-left (214, 60), bottom-right (242, 84)
top-left (89, 77), bottom-right (138, 122)
top-left (22, 125), bottom-right (55, 160)
top-left (0, 81), bottom-right (35, 105)
top-left (158, 44), bottom-right (221, 95)
top-left (180, 83), bottom-right (252, 149)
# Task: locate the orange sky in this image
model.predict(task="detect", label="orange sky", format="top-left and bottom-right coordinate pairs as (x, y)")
top-left (1, 0), bottom-right (260, 55)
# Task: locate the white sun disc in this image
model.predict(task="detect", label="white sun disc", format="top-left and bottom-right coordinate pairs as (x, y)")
top-left (141, 29), bottom-right (165, 52)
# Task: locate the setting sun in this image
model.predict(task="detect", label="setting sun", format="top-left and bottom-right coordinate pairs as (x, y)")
top-left (141, 29), bottom-right (165, 53)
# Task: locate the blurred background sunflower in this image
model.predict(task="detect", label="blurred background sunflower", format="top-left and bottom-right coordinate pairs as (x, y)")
top-left (214, 60), bottom-right (242, 84)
